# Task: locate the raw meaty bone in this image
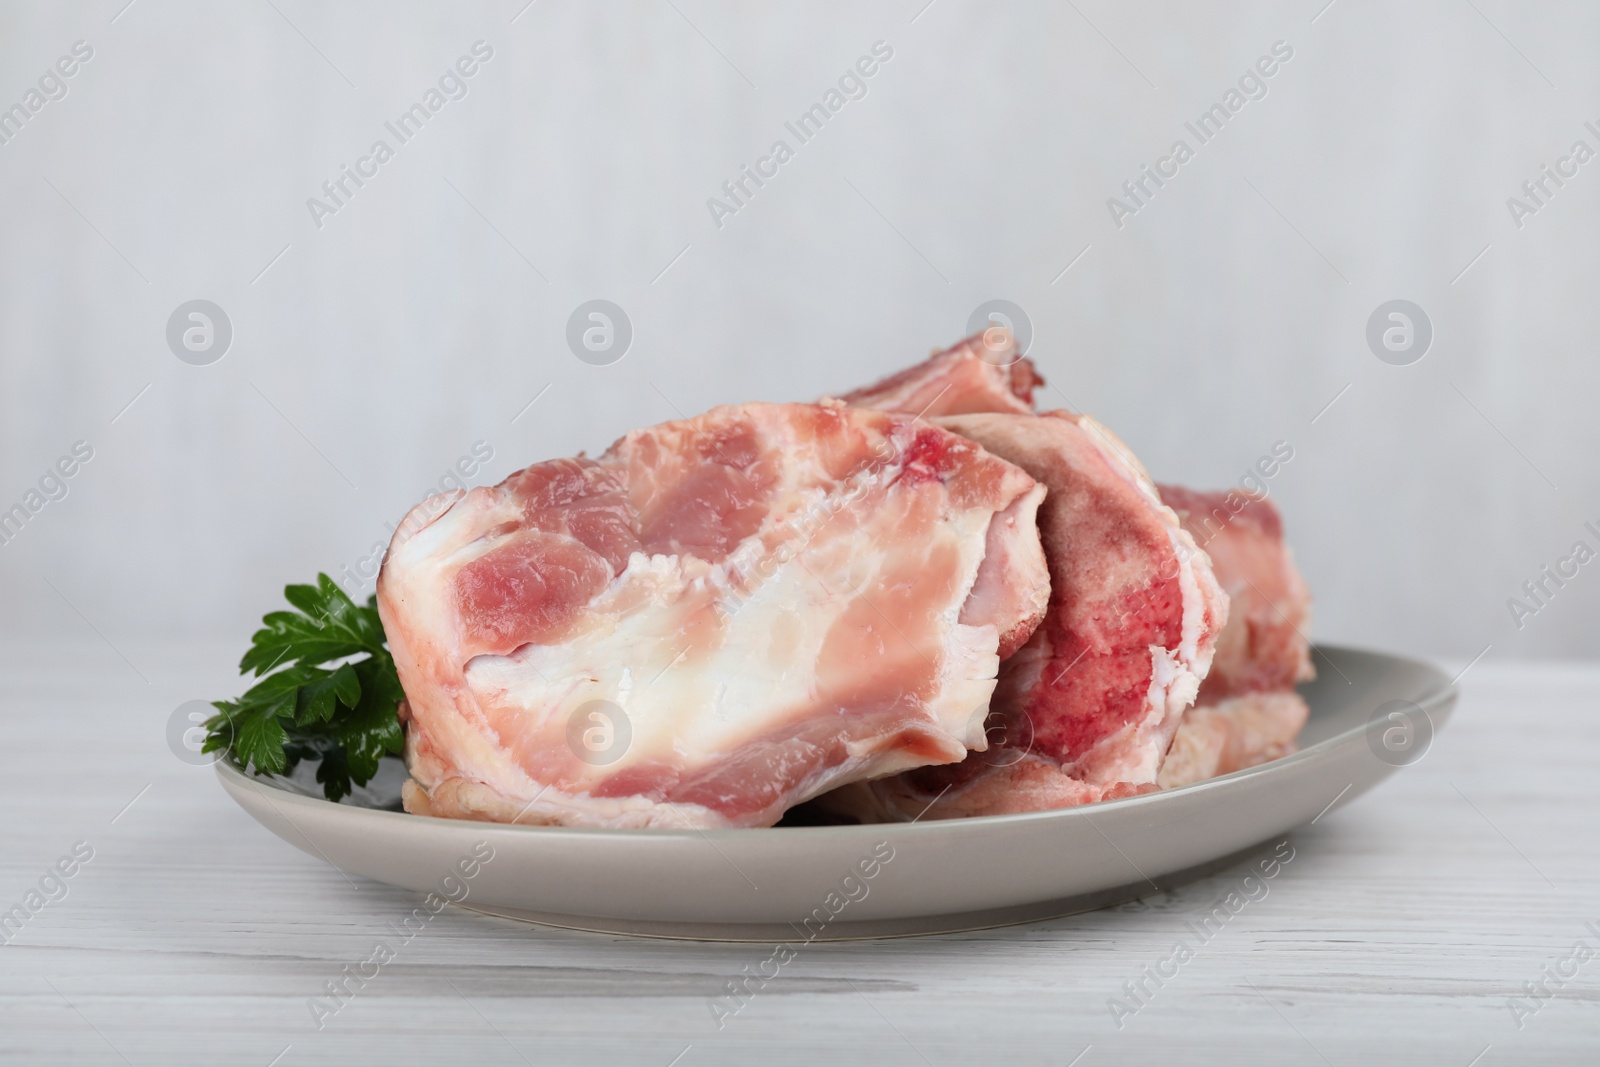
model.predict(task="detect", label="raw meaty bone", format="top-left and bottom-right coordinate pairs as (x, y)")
top-left (835, 330), bottom-right (1044, 418)
top-left (818, 404), bottom-right (1227, 820)
top-left (377, 401), bottom-right (1049, 829)
top-left (1155, 487), bottom-right (1314, 789)
top-left (1157, 692), bottom-right (1310, 789)
top-left (1158, 487), bottom-right (1313, 701)
top-left (822, 334), bottom-right (1315, 814)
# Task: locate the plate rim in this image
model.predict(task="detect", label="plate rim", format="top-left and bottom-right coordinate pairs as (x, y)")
top-left (215, 642), bottom-right (1456, 839)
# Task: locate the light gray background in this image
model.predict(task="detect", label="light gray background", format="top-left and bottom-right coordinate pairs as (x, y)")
top-left (2, 0), bottom-right (1596, 669)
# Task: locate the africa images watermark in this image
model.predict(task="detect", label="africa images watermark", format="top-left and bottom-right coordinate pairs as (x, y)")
top-left (1505, 519), bottom-right (1600, 631)
top-left (307, 840), bottom-right (495, 1029)
top-left (1505, 118), bottom-right (1600, 230)
top-left (706, 840), bottom-right (896, 1030)
top-left (705, 40), bottom-right (895, 229)
top-left (1121, 437), bottom-right (1296, 614)
top-left (1506, 920), bottom-right (1600, 1031)
top-left (1180, 440), bottom-right (1295, 552)
top-left (1108, 839), bottom-right (1296, 1029)
top-left (0, 841), bottom-right (96, 946)
top-left (0, 440), bottom-right (95, 548)
top-left (0, 40), bottom-right (94, 148)
top-left (1107, 39), bottom-right (1295, 229)
top-left (335, 440), bottom-right (496, 599)
top-left (306, 41), bottom-right (495, 229)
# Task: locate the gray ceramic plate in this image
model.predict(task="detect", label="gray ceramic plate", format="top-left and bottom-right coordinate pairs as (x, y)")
top-left (217, 644), bottom-right (1453, 941)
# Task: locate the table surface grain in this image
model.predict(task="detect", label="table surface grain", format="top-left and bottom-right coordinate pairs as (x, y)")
top-left (0, 640), bottom-right (1596, 1066)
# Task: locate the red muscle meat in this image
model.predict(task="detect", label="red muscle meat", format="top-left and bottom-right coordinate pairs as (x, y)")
top-left (377, 401), bottom-right (1048, 829)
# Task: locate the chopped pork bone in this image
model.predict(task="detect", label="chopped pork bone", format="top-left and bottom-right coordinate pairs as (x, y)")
top-left (835, 331), bottom-right (1044, 418)
top-left (1156, 691), bottom-right (1309, 789)
top-left (1156, 486), bottom-right (1313, 701)
top-left (1155, 487), bottom-right (1314, 788)
top-left (819, 407), bottom-right (1227, 820)
top-left (377, 401), bottom-right (1048, 829)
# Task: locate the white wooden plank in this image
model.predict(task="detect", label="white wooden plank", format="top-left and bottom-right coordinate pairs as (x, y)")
top-left (0, 642), bottom-right (1595, 1064)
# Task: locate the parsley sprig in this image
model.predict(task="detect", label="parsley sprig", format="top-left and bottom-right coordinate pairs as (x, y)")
top-left (205, 574), bottom-right (405, 801)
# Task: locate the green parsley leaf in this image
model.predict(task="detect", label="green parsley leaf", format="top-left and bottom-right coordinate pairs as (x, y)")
top-left (239, 574), bottom-right (387, 677)
top-left (206, 574), bottom-right (405, 801)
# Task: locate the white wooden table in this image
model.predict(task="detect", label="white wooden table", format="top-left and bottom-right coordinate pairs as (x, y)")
top-left (1, 639), bottom-right (1595, 1065)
